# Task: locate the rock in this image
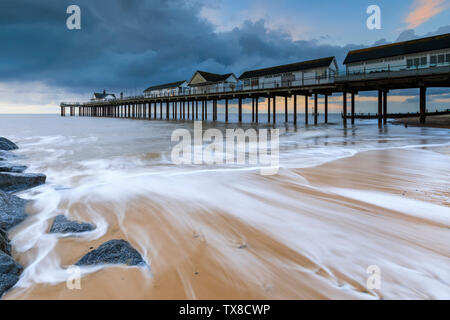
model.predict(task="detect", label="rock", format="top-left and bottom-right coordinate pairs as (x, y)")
top-left (0, 251), bottom-right (23, 298)
top-left (0, 191), bottom-right (28, 230)
top-left (49, 215), bottom-right (95, 234)
top-left (0, 138), bottom-right (18, 151)
top-left (0, 172), bottom-right (46, 193)
top-left (75, 239), bottom-right (146, 267)
top-left (0, 162), bottom-right (27, 173)
top-left (0, 229), bottom-right (11, 256)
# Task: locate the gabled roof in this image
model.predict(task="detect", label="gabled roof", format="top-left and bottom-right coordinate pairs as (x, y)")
top-left (144, 80), bottom-right (187, 93)
top-left (93, 92), bottom-right (116, 99)
top-left (189, 71), bottom-right (236, 86)
top-left (238, 57), bottom-right (336, 80)
top-left (344, 33), bottom-right (450, 64)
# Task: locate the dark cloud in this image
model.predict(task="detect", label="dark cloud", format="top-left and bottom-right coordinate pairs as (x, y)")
top-left (0, 0), bottom-right (448, 100)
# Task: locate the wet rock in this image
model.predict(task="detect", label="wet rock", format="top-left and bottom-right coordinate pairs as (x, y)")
top-left (0, 162), bottom-right (27, 173)
top-left (0, 191), bottom-right (28, 231)
top-left (0, 251), bottom-right (23, 298)
top-left (0, 138), bottom-right (18, 151)
top-left (75, 239), bottom-right (146, 267)
top-left (0, 172), bottom-right (46, 193)
top-left (49, 215), bottom-right (95, 234)
top-left (0, 228), bottom-right (11, 256)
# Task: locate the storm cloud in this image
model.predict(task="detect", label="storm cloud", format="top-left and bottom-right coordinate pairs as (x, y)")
top-left (0, 0), bottom-right (361, 95)
top-left (0, 0), bottom-right (448, 100)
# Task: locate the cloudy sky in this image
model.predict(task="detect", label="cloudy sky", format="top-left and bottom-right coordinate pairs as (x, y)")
top-left (0, 0), bottom-right (449, 113)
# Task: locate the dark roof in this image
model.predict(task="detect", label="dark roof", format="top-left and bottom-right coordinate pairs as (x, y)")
top-left (144, 80), bottom-right (186, 92)
top-left (93, 92), bottom-right (116, 99)
top-left (238, 57), bottom-right (336, 80)
top-left (190, 71), bottom-right (235, 85)
top-left (344, 33), bottom-right (450, 64)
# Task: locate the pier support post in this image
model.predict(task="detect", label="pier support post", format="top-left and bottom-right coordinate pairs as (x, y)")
top-left (293, 95), bottom-right (297, 125)
top-left (255, 97), bottom-right (259, 123)
top-left (324, 95), bottom-right (328, 124)
top-left (285, 96), bottom-right (288, 123)
top-left (305, 96), bottom-right (308, 125)
top-left (351, 93), bottom-right (355, 125)
top-left (202, 100), bottom-right (205, 121)
top-left (196, 100), bottom-right (198, 120)
top-left (383, 91), bottom-right (388, 125)
top-left (378, 90), bottom-right (382, 127)
top-left (420, 87), bottom-right (426, 124)
top-left (252, 98), bottom-right (255, 122)
top-left (238, 97), bottom-right (242, 122)
top-left (343, 92), bottom-right (347, 127)
top-left (268, 97), bottom-right (271, 123)
top-left (225, 99), bottom-right (228, 122)
top-left (187, 101), bottom-right (190, 119)
top-left (314, 93), bottom-right (318, 125)
top-left (191, 100), bottom-right (194, 120)
top-left (273, 96), bottom-right (276, 124)
top-left (166, 101), bottom-right (169, 120)
top-left (205, 100), bottom-right (207, 120)
top-left (160, 101), bottom-right (162, 120)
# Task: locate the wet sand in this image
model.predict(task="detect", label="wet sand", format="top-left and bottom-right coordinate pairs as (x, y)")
top-left (4, 147), bottom-right (449, 300)
top-left (394, 114), bottom-right (450, 129)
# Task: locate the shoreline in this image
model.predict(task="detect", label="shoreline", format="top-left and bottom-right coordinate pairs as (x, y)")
top-left (392, 114), bottom-right (450, 129)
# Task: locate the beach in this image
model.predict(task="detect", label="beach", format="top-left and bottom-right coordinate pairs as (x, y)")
top-left (0, 114), bottom-right (449, 299)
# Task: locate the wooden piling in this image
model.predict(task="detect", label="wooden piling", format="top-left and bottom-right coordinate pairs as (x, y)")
top-left (314, 93), bottom-right (318, 125)
top-left (420, 87), bottom-right (426, 124)
top-left (305, 96), bottom-right (308, 125)
top-left (285, 96), bottom-right (288, 123)
top-left (293, 95), bottom-right (297, 125)
top-left (378, 90), bottom-right (382, 127)
top-left (351, 93), bottom-right (355, 125)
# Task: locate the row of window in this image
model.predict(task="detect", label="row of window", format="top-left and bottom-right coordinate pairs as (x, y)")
top-left (406, 53), bottom-right (450, 68)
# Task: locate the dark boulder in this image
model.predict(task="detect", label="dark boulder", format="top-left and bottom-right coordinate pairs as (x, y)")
top-left (0, 172), bottom-right (46, 193)
top-left (0, 251), bottom-right (23, 298)
top-left (0, 191), bottom-right (28, 231)
top-left (49, 215), bottom-right (95, 234)
top-left (0, 162), bottom-right (27, 173)
top-left (0, 228), bottom-right (11, 256)
top-left (75, 239), bottom-right (146, 267)
top-left (0, 138), bottom-right (18, 151)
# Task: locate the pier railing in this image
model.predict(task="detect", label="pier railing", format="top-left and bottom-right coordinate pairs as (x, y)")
top-left (61, 62), bottom-right (450, 106)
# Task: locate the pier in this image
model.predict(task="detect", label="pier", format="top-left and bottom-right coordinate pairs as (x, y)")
top-left (60, 34), bottom-right (450, 126)
top-left (60, 65), bottom-right (450, 126)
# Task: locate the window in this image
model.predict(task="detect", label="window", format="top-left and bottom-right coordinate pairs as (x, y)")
top-left (430, 55), bottom-right (437, 65)
top-left (413, 58), bottom-right (420, 67)
top-left (438, 54), bottom-right (445, 64)
top-left (244, 80), bottom-right (250, 87)
top-left (446, 54), bottom-right (450, 63)
top-left (420, 57), bottom-right (427, 65)
top-left (407, 59), bottom-right (413, 68)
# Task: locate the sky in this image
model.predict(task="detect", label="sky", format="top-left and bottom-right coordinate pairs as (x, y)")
top-left (0, 0), bottom-right (449, 114)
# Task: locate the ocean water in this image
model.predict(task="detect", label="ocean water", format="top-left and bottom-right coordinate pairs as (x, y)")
top-left (1, 114), bottom-right (449, 299)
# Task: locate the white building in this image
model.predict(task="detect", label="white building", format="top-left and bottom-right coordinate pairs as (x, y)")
top-left (91, 90), bottom-right (116, 101)
top-left (143, 80), bottom-right (188, 97)
top-left (344, 33), bottom-right (450, 74)
top-left (239, 57), bottom-right (339, 90)
top-left (188, 71), bottom-right (238, 94)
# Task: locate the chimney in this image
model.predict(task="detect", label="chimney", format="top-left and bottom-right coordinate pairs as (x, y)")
top-left (103, 89), bottom-right (106, 94)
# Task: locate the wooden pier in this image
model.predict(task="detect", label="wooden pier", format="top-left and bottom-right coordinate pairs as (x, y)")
top-left (61, 66), bottom-right (450, 127)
